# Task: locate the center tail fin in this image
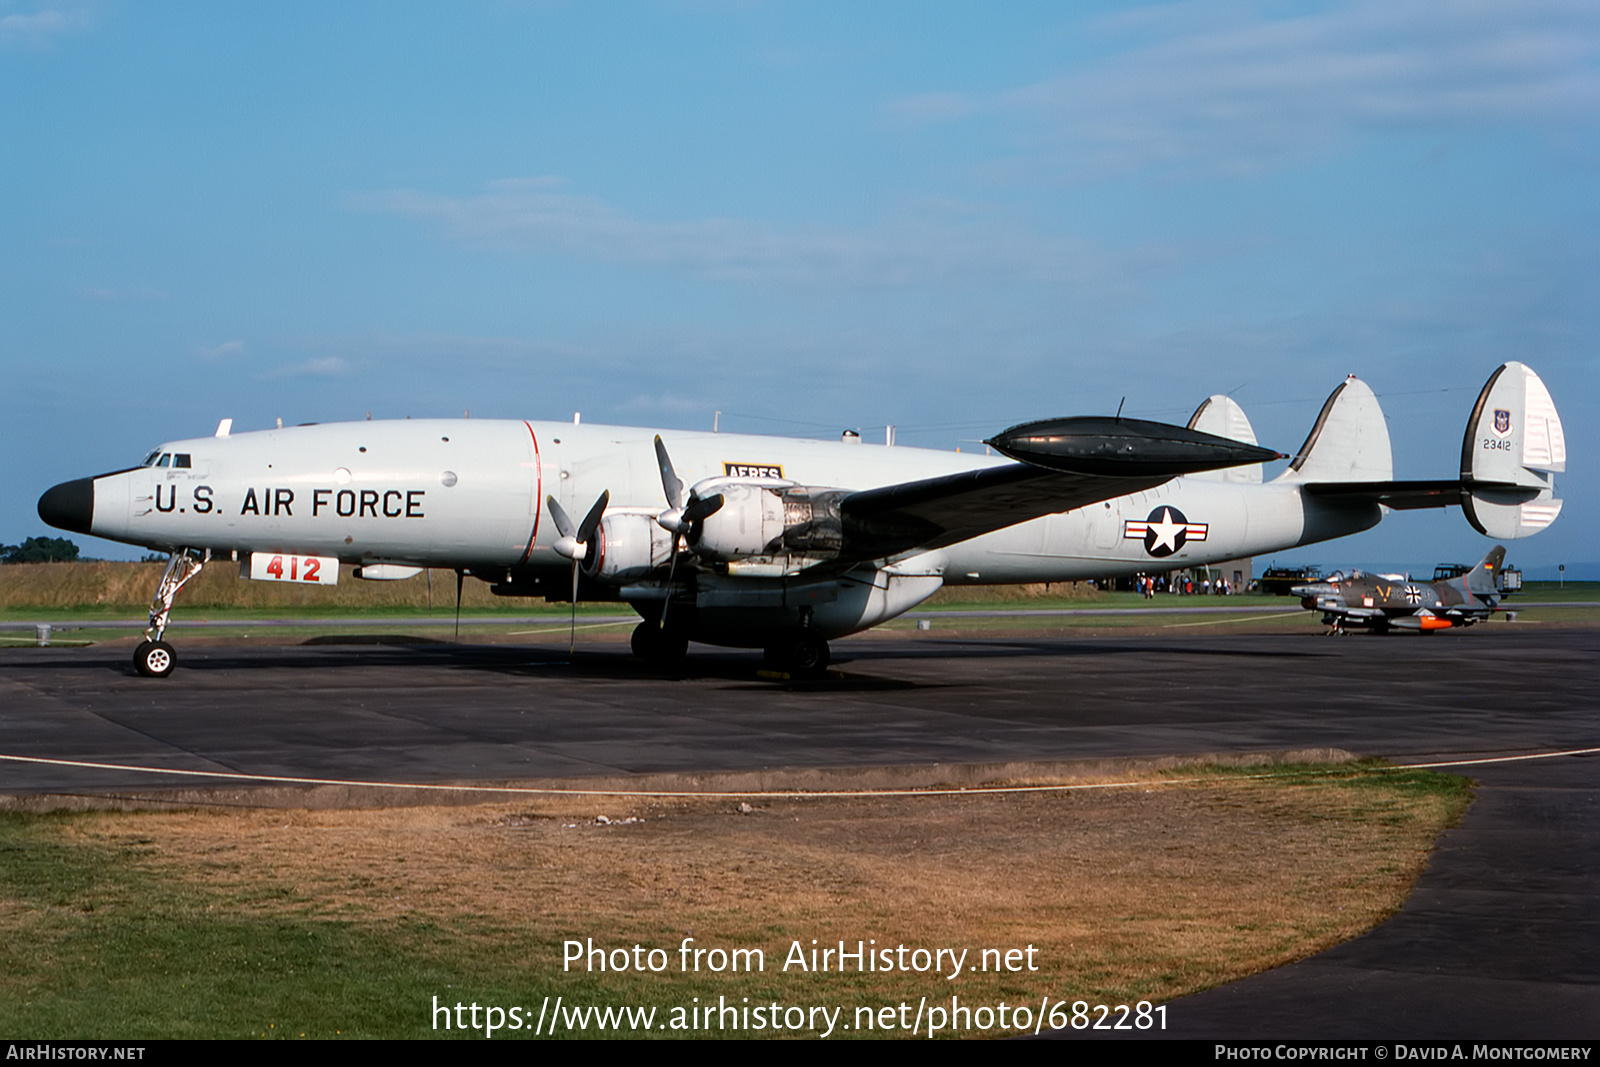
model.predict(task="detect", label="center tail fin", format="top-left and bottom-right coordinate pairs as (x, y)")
top-left (1275, 375), bottom-right (1393, 484)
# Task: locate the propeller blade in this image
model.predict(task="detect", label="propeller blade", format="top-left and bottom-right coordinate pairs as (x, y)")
top-left (568, 559), bottom-right (580, 657)
top-left (654, 435), bottom-right (684, 510)
top-left (577, 490), bottom-right (609, 545)
top-left (660, 532), bottom-right (681, 627)
top-left (682, 492), bottom-right (724, 524)
top-left (454, 568), bottom-right (464, 641)
top-left (546, 495), bottom-right (575, 539)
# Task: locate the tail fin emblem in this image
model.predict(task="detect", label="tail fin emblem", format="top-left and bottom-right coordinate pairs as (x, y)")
top-left (1493, 408), bottom-right (1511, 436)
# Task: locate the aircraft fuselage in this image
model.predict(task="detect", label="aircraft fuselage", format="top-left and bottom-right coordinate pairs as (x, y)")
top-left (57, 418), bottom-right (1376, 593)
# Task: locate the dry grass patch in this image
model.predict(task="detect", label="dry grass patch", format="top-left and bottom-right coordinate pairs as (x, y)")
top-left (54, 766), bottom-right (1468, 1010)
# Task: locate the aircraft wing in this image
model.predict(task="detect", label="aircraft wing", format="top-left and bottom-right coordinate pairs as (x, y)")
top-left (840, 465), bottom-right (1177, 558)
top-left (837, 416), bottom-right (1284, 560)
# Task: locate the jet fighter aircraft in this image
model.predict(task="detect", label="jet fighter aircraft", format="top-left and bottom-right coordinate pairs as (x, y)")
top-left (1293, 545), bottom-right (1515, 634)
top-left (36, 362), bottom-right (1565, 678)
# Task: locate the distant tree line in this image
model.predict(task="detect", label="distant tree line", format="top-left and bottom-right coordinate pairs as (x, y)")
top-left (0, 537), bottom-right (81, 563)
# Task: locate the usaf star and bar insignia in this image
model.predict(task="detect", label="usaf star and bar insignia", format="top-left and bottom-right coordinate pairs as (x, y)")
top-left (1124, 506), bottom-right (1209, 558)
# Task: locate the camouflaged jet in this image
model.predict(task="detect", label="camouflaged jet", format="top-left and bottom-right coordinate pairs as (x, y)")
top-left (1293, 545), bottom-right (1513, 634)
top-left (37, 362), bottom-right (1564, 678)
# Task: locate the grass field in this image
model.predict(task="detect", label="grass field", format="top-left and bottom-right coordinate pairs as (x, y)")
top-left (2, 562), bottom-right (1593, 646)
top-left (0, 762), bottom-right (1471, 1039)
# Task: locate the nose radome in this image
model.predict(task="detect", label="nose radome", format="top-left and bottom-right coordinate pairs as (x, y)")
top-left (38, 478), bottom-right (95, 535)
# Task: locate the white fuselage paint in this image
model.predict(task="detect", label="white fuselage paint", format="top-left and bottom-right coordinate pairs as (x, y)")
top-left (88, 419), bottom-right (1376, 642)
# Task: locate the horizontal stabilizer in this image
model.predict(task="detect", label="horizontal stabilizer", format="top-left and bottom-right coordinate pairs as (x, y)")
top-left (1185, 395), bottom-right (1262, 484)
top-left (1299, 364), bottom-right (1565, 540)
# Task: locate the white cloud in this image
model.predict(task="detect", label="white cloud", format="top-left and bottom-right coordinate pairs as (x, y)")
top-left (356, 180), bottom-right (1167, 288)
top-left (883, 91), bottom-right (979, 129)
top-left (907, 0), bottom-right (1600, 177)
top-left (195, 340), bottom-right (245, 361)
top-left (262, 357), bottom-right (350, 380)
top-left (0, 3), bottom-right (93, 49)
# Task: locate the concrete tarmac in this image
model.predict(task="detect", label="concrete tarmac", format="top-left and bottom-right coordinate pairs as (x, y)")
top-left (0, 626), bottom-right (1596, 1038)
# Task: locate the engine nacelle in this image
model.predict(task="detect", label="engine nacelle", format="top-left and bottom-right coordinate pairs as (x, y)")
top-left (690, 480), bottom-right (846, 562)
top-left (589, 511), bottom-right (675, 582)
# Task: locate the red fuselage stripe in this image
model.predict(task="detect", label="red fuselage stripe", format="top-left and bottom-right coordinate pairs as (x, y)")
top-left (519, 421), bottom-right (542, 565)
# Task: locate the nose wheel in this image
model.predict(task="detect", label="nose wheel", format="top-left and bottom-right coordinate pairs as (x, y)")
top-left (133, 639), bottom-right (177, 678)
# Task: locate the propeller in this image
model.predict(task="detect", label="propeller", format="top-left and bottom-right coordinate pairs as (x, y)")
top-left (652, 436), bottom-right (724, 626)
top-left (453, 568), bottom-right (464, 641)
top-left (547, 490), bottom-right (609, 655)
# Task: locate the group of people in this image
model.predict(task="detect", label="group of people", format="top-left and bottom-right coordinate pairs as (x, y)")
top-left (1133, 574), bottom-right (1239, 597)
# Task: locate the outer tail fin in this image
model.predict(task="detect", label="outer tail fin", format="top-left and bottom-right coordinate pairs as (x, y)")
top-left (1463, 545), bottom-right (1507, 596)
top-left (1461, 362), bottom-right (1564, 539)
top-left (1277, 375), bottom-right (1392, 484)
top-left (1185, 395), bottom-right (1262, 483)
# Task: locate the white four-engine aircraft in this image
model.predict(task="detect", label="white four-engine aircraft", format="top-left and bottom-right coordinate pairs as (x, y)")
top-left (38, 362), bottom-right (1564, 678)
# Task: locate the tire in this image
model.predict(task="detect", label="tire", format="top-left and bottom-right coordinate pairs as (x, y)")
top-left (134, 639), bottom-right (176, 678)
top-left (766, 630), bottom-right (830, 677)
top-left (790, 632), bottom-right (830, 676)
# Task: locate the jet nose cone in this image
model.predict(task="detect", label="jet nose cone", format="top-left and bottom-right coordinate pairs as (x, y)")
top-left (38, 478), bottom-right (95, 535)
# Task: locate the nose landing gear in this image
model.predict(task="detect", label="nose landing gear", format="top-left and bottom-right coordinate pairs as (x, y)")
top-left (133, 548), bottom-right (208, 678)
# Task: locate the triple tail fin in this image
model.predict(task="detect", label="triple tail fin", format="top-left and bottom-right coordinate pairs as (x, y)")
top-left (1460, 362), bottom-right (1564, 539)
top-left (1292, 363), bottom-right (1565, 540)
top-left (1276, 375), bottom-right (1393, 484)
top-left (1186, 395), bottom-right (1263, 484)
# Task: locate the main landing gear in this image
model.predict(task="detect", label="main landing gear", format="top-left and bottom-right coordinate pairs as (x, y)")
top-left (133, 548), bottom-right (208, 678)
top-left (629, 622), bottom-right (833, 678)
top-left (763, 629), bottom-right (831, 678)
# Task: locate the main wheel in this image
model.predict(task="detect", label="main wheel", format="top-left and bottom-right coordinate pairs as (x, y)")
top-left (765, 630), bottom-right (830, 677)
top-left (134, 639), bottom-right (176, 678)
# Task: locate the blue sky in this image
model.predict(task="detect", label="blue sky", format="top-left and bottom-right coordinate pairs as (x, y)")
top-left (3, 1), bottom-right (1595, 575)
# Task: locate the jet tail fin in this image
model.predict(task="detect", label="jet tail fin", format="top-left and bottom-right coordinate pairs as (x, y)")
top-left (1276, 375), bottom-right (1392, 484)
top-left (1461, 362), bottom-right (1564, 539)
top-left (1185, 395), bottom-right (1262, 483)
top-left (1463, 545), bottom-right (1507, 596)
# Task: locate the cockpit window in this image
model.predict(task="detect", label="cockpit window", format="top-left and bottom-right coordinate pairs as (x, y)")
top-left (174, 454), bottom-right (191, 468)
top-left (142, 450), bottom-right (161, 467)
top-left (156, 454), bottom-right (171, 468)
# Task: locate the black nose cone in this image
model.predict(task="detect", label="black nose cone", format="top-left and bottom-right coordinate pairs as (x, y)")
top-left (38, 478), bottom-right (95, 535)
